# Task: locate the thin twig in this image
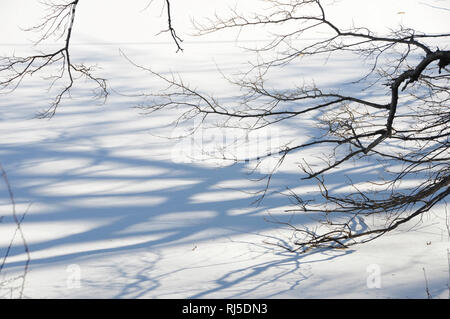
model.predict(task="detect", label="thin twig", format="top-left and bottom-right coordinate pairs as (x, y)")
top-left (0, 163), bottom-right (30, 299)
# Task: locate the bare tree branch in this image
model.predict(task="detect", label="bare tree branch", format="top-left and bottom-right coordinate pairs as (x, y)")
top-left (142, 0), bottom-right (450, 252)
top-left (0, 163), bottom-right (30, 299)
top-left (0, 0), bottom-right (184, 117)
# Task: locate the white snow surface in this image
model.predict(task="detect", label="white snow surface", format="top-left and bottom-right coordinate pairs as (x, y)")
top-left (0, 0), bottom-right (449, 299)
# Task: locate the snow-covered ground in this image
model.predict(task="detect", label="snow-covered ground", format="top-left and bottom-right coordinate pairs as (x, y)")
top-left (0, 0), bottom-right (449, 299)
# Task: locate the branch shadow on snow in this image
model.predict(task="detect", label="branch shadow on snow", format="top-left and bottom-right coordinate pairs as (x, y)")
top-left (0, 93), bottom-right (362, 298)
top-left (0, 43), bottom-right (439, 298)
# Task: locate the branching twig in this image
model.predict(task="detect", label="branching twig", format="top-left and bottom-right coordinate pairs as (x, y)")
top-left (140, 0), bottom-right (450, 252)
top-left (0, 163), bottom-right (30, 299)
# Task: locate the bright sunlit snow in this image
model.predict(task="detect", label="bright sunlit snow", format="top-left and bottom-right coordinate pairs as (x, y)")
top-left (0, 0), bottom-right (449, 299)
